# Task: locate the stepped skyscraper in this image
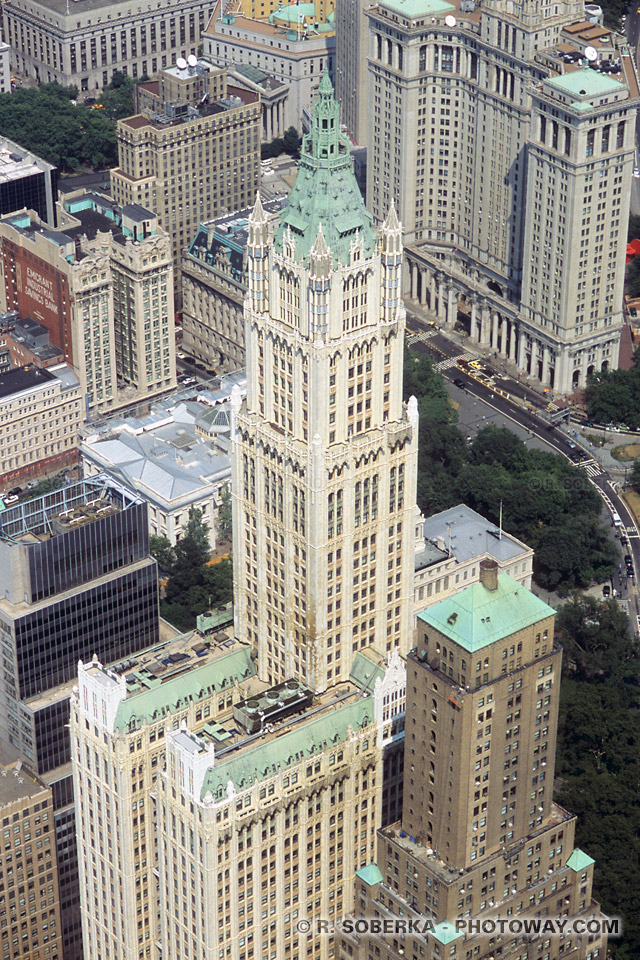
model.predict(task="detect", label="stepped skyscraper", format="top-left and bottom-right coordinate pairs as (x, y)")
top-left (232, 70), bottom-right (418, 692)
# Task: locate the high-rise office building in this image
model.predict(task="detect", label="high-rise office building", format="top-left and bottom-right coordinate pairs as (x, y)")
top-left (0, 191), bottom-right (176, 414)
top-left (232, 71), bottom-right (418, 693)
top-left (0, 478), bottom-right (160, 960)
top-left (0, 755), bottom-right (63, 960)
top-left (0, 136), bottom-right (58, 225)
top-left (366, 0), bottom-right (639, 391)
top-left (111, 61), bottom-right (261, 306)
top-left (334, 0), bottom-right (372, 146)
top-left (338, 560), bottom-right (608, 960)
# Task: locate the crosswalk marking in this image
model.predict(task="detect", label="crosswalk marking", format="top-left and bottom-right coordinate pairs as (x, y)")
top-left (435, 353), bottom-right (476, 371)
top-left (406, 329), bottom-right (437, 346)
top-left (581, 462), bottom-right (601, 478)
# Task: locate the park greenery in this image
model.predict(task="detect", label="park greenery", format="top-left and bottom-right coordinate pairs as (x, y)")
top-left (404, 347), bottom-right (616, 592)
top-left (261, 126), bottom-right (301, 160)
top-left (584, 348), bottom-right (640, 429)
top-left (149, 507), bottom-right (232, 631)
top-left (554, 594), bottom-right (640, 959)
top-left (0, 73), bottom-right (137, 173)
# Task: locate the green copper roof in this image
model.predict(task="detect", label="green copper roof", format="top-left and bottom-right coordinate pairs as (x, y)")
top-left (201, 696), bottom-right (373, 798)
top-left (349, 651), bottom-right (386, 692)
top-left (567, 849), bottom-right (595, 872)
top-left (381, 0), bottom-right (454, 16)
top-left (113, 646), bottom-right (256, 732)
top-left (273, 70), bottom-right (376, 266)
top-left (356, 863), bottom-right (384, 886)
top-left (417, 574), bottom-right (555, 653)
top-left (429, 921), bottom-right (463, 945)
top-left (546, 67), bottom-right (623, 98)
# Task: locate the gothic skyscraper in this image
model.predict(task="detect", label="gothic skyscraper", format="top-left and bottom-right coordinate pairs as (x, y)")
top-left (231, 71), bottom-right (418, 692)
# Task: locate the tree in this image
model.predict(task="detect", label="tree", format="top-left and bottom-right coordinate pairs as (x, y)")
top-left (585, 350), bottom-right (640, 428)
top-left (629, 458), bottom-right (640, 492)
top-left (24, 476), bottom-right (64, 499)
top-left (283, 125), bottom-right (300, 154)
top-left (216, 483), bottom-right (233, 543)
top-left (628, 212), bottom-right (640, 242)
top-left (149, 535), bottom-right (175, 572)
top-left (100, 74), bottom-right (135, 120)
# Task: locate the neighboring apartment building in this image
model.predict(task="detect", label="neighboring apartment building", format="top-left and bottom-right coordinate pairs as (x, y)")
top-left (0, 363), bottom-right (81, 489)
top-left (0, 478), bottom-right (160, 960)
top-left (0, 192), bottom-right (176, 414)
top-left (0, 756), bottom-right (63, 960)
top-left (71, 642), bottom-right (406, 960)
top-left (232, 72), bottom-right (419, 693)
top-left (367, 0), bottom-right (639, 392)
top-left (182, 198), bottom-right (285, 373)
top-left (413, 503), bottom-right (534, 612)
top-left (202, 1), bottom-right (335, 133)
top-left (0, 137), bottom-right (58, 225)
top-left (338, 560), bottom-right (609, 960)
top-left (111, 61), bottom-right (261, 307)
top-left (3, 0), bottom-right (213, 91)
top-left (79, 395), bottom-right (233, 550)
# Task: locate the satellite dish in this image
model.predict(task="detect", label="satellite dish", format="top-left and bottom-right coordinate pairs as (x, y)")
top-left (584, 46), bottom-right (598, 62)
top-left (176, 57), bottom-right (187, 70)
top-left (187, 54), bottom-right (198, 67)
top-left (445, 14), bottom-right (457, 26)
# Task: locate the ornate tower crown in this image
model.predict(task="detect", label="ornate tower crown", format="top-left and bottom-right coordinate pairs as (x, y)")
top-left (273, 69), bottom-right (376, 267)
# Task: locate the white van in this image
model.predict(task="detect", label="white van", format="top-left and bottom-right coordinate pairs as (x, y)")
top-left (612, 511), bottom-right (622, 527)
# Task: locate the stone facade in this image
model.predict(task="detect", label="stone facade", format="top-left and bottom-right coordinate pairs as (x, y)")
top-left (232, 73), bottom-right (418, 693)
top-left (367, 0), bottom-right (638, 392)
top-left (3, 0), bottom-right (212, 91)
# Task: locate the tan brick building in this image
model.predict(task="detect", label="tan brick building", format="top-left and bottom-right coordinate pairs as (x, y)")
top-left (0, 756), bottom-right (63, 960)
top-left (111, 61), bottom-right (261, 306)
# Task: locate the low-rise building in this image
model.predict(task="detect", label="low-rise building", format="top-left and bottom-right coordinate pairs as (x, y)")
top-left (413, 504), bottom-right (534, 614)
top-left (78, 383), bottom-right (244, 549)
top-left (0, 192), bottom-right (176, 414)
top-left (3, 0), bottom-right (211, 92)
top-left (0, 755), bottom-right (63, 960)
top-left (182, 198), bottom-right (285, 372)
top-left (0, 363), bottom-right (81, 488)
top-left (0, 313), bottom-right (64, 371)
top-left (202, 1), bottom-right (335, 133)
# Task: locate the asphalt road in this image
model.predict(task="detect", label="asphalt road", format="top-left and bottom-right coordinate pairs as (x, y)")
top-left (405, 314), bottom-right (640, 629)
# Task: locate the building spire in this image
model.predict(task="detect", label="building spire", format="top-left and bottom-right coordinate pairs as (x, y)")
top-left (273, 72), bottom-right (376, 267)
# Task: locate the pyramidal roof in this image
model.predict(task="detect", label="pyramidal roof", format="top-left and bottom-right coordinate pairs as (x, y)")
top-left (273, 70), bottom-right (376, 267)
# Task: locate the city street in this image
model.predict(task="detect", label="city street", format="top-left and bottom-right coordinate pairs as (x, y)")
top-left (405, 310), bottom-right (640, 629)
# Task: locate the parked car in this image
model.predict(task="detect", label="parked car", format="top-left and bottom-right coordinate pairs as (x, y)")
top-left (602, 585), bottom-right (611, 598)
top-left (453, 378), bottom-right (466, 390)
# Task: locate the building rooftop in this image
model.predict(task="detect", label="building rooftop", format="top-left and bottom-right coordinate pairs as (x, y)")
top-left (567, 849), bottom-right (595, 872)
top-left (0, 364), bottom-right (55, 400)
top-left (417, 573), bottom-right (555, 652)
top-left (420, 504), bottom-right (531, 567)
top-left (379, 0), bottom-right (454, 17)
top-left (113, 642), bottom-right (257, 732)
top-left (0, 139), bottom-right (55, 183)
top-left (546, 64), bottom-right (625, 97)
top-left (0, 760), bottom-right (49, 807)
top-left (200, 688), bottom-right (373, 798)
top-left (0, 476), bottom-right (141, 544)
top-left (274, 71), bottom-right (376, 266)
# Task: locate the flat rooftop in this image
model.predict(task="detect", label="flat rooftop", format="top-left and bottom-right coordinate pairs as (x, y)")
top-left (421, 504), bottom-right (531, 567)
top-left (0, 476), bottom-right (142, 544)
top-left (0, 761), bottom-right (49, 808)
top-left (0, 364), bottom-right (55, 399)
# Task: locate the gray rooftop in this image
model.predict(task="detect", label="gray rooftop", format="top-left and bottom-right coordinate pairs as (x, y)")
top-left (422, 504), bottom-right (531, 566)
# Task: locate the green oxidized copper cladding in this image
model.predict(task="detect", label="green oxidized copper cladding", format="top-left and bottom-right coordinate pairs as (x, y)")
top-left (273, 69), bottom-right (376, 266)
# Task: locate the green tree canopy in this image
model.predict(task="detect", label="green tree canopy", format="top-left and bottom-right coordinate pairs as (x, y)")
top-left (149, 535), bottom-right (175, 572)
top-left (585, 349), bottom-right (640, 429)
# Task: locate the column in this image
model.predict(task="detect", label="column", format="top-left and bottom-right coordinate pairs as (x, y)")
top-left (541, 345), bottom-right (550, 385)
top-left (530, 339), bottom-right (539, 379)
top-left (480, 303), bottom-right (490, 346)
top-left (437, 281), bottom-right (447, 324)
top-left (409, 262), bottom-right (416, 301)
top-left (518, 329), bottom-right (527, 372)
top-left (509, 322), bottom-right (518, 362)
top-left (430, 273), bottom-right (437, 311)
top-left (500, 317), bottom-right (508, 357)
top-left (470, 301), bottom-right (478, 343)
top-left (420, 268), bottom-right (429, 307)
top-left (446, 286), bottom-right (456, 329)
top-left (491, 311), bottom-right (499, 351)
